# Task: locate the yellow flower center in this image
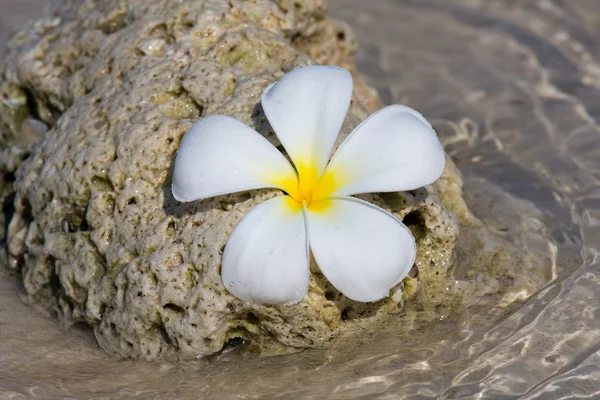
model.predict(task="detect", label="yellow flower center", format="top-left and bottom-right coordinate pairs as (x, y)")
top-left (275, 158), bottom-right (341, 212)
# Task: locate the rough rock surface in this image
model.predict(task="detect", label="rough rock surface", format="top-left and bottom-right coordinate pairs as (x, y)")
top-left (0, 0), bottom-right (550, 360)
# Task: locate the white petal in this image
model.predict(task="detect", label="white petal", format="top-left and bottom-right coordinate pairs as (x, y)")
top-left (172, 115), bottom-right (297, 202)
top-left (322, 105), bottom-right (445, 196)
top-left (305, 197), bottom-right (415, 302)
top-left (261, 65), bottom-right (353, 176)
top-left (222, 196), bottom-right (309, 305)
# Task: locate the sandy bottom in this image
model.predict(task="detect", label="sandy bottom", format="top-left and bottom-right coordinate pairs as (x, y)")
top-left (2, 0), bottom-right (600, 398)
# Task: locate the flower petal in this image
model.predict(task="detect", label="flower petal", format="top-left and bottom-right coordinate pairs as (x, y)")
top-left (261, 65), bottom-right (353, 176)
top-left (305, 197), bottom-right (415, 302)
top-left (222, 196), bottom-right (309, 305)
top-left (321, 105), bottom-right (445, 196)
top-left (172, 115), bottom-right (298, 202)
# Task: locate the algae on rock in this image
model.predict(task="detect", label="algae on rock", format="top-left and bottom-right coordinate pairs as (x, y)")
top-left (0, 0), bottom-right (552, 360)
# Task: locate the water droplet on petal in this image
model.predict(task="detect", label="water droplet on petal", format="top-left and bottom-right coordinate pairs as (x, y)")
top-left (268, 248), bottom-right (274, 255)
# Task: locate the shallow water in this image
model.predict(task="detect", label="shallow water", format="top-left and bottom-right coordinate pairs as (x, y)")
top-left (2, 0), bottom-right (600, 398)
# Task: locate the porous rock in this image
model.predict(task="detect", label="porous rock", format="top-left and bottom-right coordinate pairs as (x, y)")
top-left (0, 0), bottom-right (550, 360)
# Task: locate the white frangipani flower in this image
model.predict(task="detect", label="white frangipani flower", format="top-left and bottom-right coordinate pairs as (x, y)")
top-left (172, 66), bottom-right (445, 305)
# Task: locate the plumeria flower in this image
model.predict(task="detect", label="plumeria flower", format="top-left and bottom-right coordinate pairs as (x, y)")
top-left (172, 66), bottom-right (445, 305)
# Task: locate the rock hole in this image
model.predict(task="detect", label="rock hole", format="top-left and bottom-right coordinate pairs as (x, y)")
top-left (23, 87), bottom-right (42, 122)
top-left (236, 192), bottom-right (251, 202)
top-left (166, 220), bottom-right (175, 237)
top-left (357, 308), bottom-right (378, 319)
top-left (23, 87), bottom-right (61, 125)
top-left (223, 336), bottom-right (246, 349)
top-left (163, 303), bottom-right (184, 313)
top-left (245, 312), bottom-right (259, 325)
top-left (402, 211), bottom-right (426, 241)
top-left (97, 12), bottom-right (128, 35)
top-left (149, 23), bottom-right (168, 37)
top-left (3, 171), bottom-right (15, 184)
top-left (2, 191), bottom-right (16, 237)
top-left (90, 175), bottom-right (113, 191)
top-left (378, 192), bottom-right (409, 213)
top-left (157, 324), bottom-right (171, 345)
top-left (62, 213), bottom-right (90, 233)
top-left (408, 264), bottom-right (418, 278)
top-left (340, 308), bottom-right (349, 322)
top-left (47, 256), bottom-right (61, 296)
